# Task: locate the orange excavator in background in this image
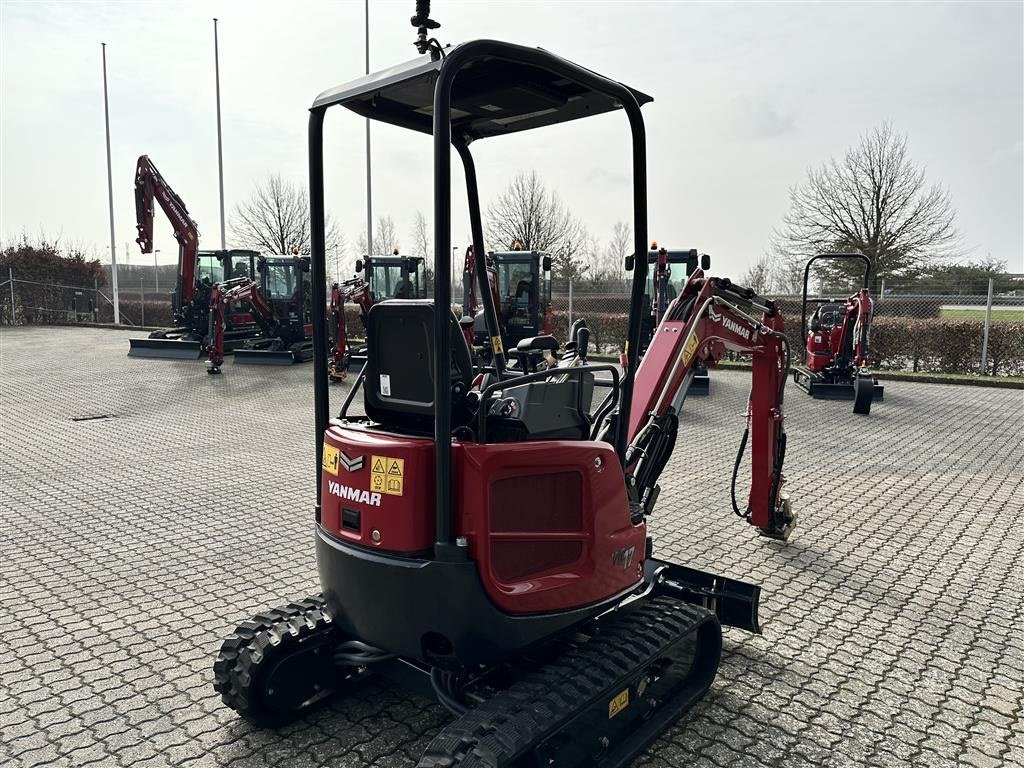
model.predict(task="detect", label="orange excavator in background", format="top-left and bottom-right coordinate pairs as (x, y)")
top-left (128, 155), bottom-right (261, 359)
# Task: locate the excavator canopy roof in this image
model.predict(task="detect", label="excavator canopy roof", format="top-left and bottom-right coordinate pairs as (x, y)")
top-left (311, 41), bottom-right (652, 140)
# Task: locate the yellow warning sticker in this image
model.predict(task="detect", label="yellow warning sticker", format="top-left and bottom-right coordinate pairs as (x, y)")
top-left (371, 455), bottom-right (405, 496)
top-left (608, 688), bottom-right (630, 719)
top-left (682, 333), bottom-right (699, 366)
top-left (491, 335), bottom-right (504, 355)
top-left (322, 443), bottom-right (340, 476)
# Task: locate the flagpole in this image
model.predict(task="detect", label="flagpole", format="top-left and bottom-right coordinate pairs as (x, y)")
top-left (101, 43), bottom-right (120, 324)
top-left (214, 18), bottom-right (226, 249)
top-left (365, 0), bottom-right (373, 259)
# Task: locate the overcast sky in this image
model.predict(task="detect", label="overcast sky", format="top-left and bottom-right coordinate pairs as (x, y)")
top-left (2, 1), bottom-right (1021, 278)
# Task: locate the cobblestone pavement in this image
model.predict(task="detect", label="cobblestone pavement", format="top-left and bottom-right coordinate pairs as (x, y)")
top-left (1, 326), bottom-right (1021, 768)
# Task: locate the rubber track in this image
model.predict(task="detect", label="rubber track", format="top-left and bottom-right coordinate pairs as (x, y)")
top-left (213, 594), bottom-right (336, 725)
top-left (416, 597), bottom-right (717, 768)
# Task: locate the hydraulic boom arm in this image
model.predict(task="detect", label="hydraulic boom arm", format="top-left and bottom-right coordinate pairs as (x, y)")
top-left (329, 278), bottom-right (373, 380)
top-left (206, 278), bottom-right (283, 369)
top-left (134, 155), bottom-right (201, 306)
top-left (625, 270), bottom-right (795, 539)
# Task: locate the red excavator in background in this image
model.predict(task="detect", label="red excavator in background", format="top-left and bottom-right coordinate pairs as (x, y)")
top-left (206, 255), bottom-right (314, 373)
top-left (327, 277), bottom-right (373, 382)
top-left (326, 252), bottom-right (427, 381)
top-left (128, 155), bottom-right (261, 359)
top-left (462, 244), bottom-right (553, 362)
top-left (792, 251), bottom-right (883, 414)
top-left (641, 244), bottom-right (712, 395)
top-left (215, 17), bottom-right (799, 766)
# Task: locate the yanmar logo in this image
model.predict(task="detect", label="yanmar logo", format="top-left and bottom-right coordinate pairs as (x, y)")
top-left (709, 308), bottom-right (752, 341)
top-left (339, 452), bottom-right (364, 472)
top-left (327, 480), bottom-right (381, 507)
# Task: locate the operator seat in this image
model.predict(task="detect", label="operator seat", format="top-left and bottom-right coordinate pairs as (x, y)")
top-left (364, 300), bottom-right (473, 434)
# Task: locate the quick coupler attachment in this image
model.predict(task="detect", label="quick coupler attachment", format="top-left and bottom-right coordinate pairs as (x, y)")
top-left (645, 559), bottom-right (762, 634)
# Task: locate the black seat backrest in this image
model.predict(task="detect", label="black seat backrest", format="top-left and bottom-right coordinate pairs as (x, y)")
top-left (364, 300), bottom-right (473, 432)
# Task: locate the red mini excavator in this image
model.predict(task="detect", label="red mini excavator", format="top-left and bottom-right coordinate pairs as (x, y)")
top-left (792, 251), bottom-right (884, 414)
top-left (327, 277), bottom-right (373, 382)
top-left (214, 8), bottom-right (796, 766)
top-left (641, 244), bottom-right (712, 395)
top-left (205, 255), bottom-right (314, 372)
top-left (128, 155), bottom-right (260, 359)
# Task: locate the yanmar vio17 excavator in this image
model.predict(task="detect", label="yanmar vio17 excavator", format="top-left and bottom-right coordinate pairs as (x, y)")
top-left (214, 8), bottom-right (796, 766)
top-left (641, 244), bottom-right (712, 395)
top-left (792, 251), bottom-right (884, 414)
top-left (128, 155), bottom-right (261, 359)
top-left (206, 255), bottom-right (314, 372)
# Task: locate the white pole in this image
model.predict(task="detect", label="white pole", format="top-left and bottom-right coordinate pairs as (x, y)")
top-left (8, 267), bottom-right (14, 324)
top-left (365, 0), bottom-right (373, 260)
top-left (980, 277), bottom-right (994, 375)
top-left (154, 249), bottom-right (160, 294)
top-left (214, 18), bottom-right (226, 249)
top-left (101, 43), bottom-right (120, 324)
top-left (568, 276), bottom-right (574, 327)
top-left (140, 274), bottom-right (145, 326)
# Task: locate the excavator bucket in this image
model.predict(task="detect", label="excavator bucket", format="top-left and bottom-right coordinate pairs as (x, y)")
top-left (232, 348), bottom-right (299, 365)
top-left (127, 337), bottom-right (204, 359)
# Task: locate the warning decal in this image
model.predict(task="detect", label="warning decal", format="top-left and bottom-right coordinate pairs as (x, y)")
top-left (608, 688), bottom-right (630, 719)
top-left (682, 333), bottom-right (699, 366)
top-left (322, 443), bottom-right (340, 476)
top-left (491, 335), bottom-right (504, 355)
top-left (371, 455), bottom-right (405, 496)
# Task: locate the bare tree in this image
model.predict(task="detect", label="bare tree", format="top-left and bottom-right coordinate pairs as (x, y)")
top-left (409, 211), bottom-right (430, 258)
top-left (740, 252), bottom-right (773, 294)
top-left (486, 171), bottom-right (583, 280)
top-left (376, 215), bottom-right (399, 255)
top-left (771, 122), bottom-right (960, 286)
top-left (230, 174), bottom-right (343, 265)
top-left (602, 220), bottom-right (632, 282)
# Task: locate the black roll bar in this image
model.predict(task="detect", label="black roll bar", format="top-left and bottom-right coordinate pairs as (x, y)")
top-left (309, 39), bottom-right (649, 557)
top-left (799, 251), bottom-right (872, 338)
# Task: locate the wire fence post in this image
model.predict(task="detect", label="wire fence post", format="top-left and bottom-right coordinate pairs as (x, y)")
top-left (94, 276), bottom-right (100, 322)
top-left (879, 278), bottom-right (885, 299)
top-left (568, 277), bottom-right (573, 327)
top-left (140, 275), bottom-right (145, 327)
top-left (8, 267), bottom-right (15, 325)
top-left (980, 277), bottom-right (994, 375)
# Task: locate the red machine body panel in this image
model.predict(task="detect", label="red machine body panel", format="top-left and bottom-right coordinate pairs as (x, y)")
top-left (320, 422), bottom-right (436, 554)
top-left (320, 422), bottom-right (646, 616)
top-left (455, 439), bottom-right (645, 614)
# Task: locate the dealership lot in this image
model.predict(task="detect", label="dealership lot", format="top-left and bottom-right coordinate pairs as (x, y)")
top-left (1, 326), bottom-right (1021, 768)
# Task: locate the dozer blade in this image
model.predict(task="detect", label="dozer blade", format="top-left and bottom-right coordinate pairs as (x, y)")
top-left (417, 597), bottom-right (722, 768)
top-left (127, 338), bottom-right (203, 360)
top-left (232, 348), bottom-right (297, 366)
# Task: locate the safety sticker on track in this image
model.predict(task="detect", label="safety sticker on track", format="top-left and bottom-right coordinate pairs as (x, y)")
top-left (371, 455), bottom-right (405, 496)
top-left (322, 443), bottom-right (340, 476)
top-left (608, 688), bottom-right (629, 718)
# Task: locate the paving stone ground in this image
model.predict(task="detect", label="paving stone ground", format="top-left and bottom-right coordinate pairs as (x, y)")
top-left (1, 325), bottom-right (1021, 768)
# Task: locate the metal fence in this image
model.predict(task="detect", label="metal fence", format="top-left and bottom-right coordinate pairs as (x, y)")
top-left (552, 276), bottom-right (1024, 377)
top-left (0, 264), bottom-right (176, 328)
top-left (3, 265), bottom-right (1022, 377)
